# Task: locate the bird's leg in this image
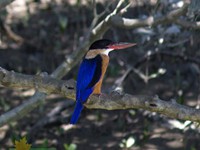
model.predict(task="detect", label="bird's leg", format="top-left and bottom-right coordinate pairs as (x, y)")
top-left (111, 89), bottom-right (123, 95)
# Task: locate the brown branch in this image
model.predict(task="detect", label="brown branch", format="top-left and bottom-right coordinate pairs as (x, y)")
top-left (110, 3), bottom-right (200, 30)
top-left (87, 95), bottom-right (200, 123)
top-left (110, 3), bottom-right (189, 29)
top-left (0, 67), bottom-right (76, 99)
top-left (0, 67), bottom-right (200, 127)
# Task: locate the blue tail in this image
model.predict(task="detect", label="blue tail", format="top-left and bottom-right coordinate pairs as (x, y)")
top-left (70, 101), bottom-right (84, 124)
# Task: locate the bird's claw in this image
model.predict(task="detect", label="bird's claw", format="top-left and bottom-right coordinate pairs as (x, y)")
top-left (111, 89), bottom-right (123, 95)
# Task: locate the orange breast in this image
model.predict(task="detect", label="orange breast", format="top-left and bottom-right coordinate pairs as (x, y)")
top-left (92, 54), bottom-right (109, 94)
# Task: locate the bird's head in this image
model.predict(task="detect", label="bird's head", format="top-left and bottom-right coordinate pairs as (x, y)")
top-left (85, 39), bottom-right (136, 59)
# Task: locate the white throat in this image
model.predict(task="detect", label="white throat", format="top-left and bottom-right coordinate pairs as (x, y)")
top-left (102, 49), bottom-right (113, 56)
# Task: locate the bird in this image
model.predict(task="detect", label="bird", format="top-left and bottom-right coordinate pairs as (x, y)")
top-left (70, 39), bottom-right (136, 124)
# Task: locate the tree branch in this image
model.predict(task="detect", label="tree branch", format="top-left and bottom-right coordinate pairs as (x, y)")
top-left (110, 3), bottom-right (200, 30)
top-left (134, 50), bottom-right (200, 68)
top-left (0, 67), bottom-right (75, 99)
top-left (1, 1), bottom-right (199, 126)
top-left (87, 95), bottom-right (200, 123)
top-left (0, 67), bottom-right (200, 127)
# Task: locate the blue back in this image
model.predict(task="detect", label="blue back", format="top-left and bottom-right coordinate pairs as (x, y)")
top-left (76, 55), bottom-right (102, 103)
top-left (70, 54), bottom-right (103, 124)
top-left (70, 54), bottom-right (102, 124)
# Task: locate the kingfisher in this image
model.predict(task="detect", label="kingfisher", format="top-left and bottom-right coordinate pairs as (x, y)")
top-left (70, 39), bottom-right (136, 124)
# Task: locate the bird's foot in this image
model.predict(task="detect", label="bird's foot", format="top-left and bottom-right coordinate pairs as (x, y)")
top-left (111, 88), bottom-right (123, 96)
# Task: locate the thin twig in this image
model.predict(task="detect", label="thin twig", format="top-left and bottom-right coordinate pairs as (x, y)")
top-left (3, 23), bottom-right (24, 43)
top-left (134, 50), bottom-right (200, 68)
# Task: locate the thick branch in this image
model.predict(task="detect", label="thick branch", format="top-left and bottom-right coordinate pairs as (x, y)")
top-left (87, 95), bottom-right (200, 123)
top-left (0, 67), bottom-right (76, 99)
top-left (0, 67), bottom-right (200, 126)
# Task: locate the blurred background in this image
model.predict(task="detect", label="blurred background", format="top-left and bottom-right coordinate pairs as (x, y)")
top-left (0, 0), bottom-right (200, 149)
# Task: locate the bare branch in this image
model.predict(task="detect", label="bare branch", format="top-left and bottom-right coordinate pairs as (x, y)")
top-left (87, 94), bottom-right (200, 123)
top-left (0, 67), bottom-right (200, 126)
top-left (110, 3), bottom-right (190, 29)
top-left (0, 92), bottom-right (46, 126)
top-left (112, 0), bottom-right (124, 14)
top-left (89, 0), bottom-right (113, 35)
top-left (2, 23), bottom-right (24, 43)
top-left (174, 19), bottom-right (200, 29)
top-left (111, 3), bottom-right (200, 29)
top-left (134, 50), bottom-right (200, 68)
top-left (119, 2), bottom-right (132, 15)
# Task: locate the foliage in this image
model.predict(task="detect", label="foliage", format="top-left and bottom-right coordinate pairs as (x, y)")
top-left (14, 137), bottom-right (31, 150)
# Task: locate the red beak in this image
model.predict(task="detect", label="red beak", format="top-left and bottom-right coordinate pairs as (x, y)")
top-left (107, 42), bottom-right (136, 50)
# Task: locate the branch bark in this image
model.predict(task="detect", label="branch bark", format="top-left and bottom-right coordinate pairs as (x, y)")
top-left (0, 67), bottom-right (200, 127)
top-left (110, 3), bottom-right (199, 30)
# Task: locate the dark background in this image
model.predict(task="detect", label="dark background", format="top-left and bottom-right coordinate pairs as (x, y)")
top-left (0, 0), bottom-right (200, 149)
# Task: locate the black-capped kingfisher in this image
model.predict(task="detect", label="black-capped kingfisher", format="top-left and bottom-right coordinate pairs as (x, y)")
top-left (70, 39), bottom-right (136, 124)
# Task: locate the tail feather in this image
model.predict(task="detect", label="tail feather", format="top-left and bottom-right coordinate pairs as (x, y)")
top-left (70, 101), bottom-right (83, 124)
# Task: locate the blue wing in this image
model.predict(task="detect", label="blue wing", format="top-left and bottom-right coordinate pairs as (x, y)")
top-left (70, 55), bottom-right (102, 124)
top-left (76, 55), bottom-right (102, 103)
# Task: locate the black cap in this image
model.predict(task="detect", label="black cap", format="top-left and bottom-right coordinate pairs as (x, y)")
top-left (89, 39), bottom-right (113, 50)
